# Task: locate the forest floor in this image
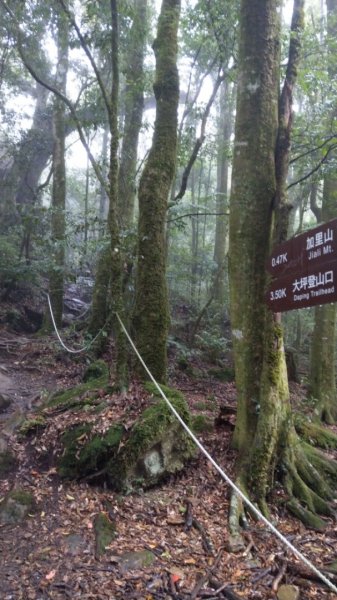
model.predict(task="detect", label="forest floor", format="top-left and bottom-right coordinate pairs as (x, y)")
top-left (0, 329), bottom-right (337, 600)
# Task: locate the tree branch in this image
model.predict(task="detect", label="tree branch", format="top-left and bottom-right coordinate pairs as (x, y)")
top-left (167, 211), bottom-right (228, 223)
top-left (174, 69), bottom-right (225, 202)
top-left (0, 0), bottom-right (108, 195)
top-left (287, 142), bottom-right (337, 189)
top-left (56, 0), bottom-right (112, 119)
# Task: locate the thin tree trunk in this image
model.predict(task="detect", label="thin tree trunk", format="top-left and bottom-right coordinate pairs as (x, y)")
top-left (213, 80), bottom-right (234, 307)
top-left (45, 4), bottom-right (69, 330)
top-left (117, 0), bottom-right (147, 228)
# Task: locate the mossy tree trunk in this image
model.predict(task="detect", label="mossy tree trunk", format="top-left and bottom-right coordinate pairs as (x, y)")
top-left (132, 0), bottom-right (181, 383)
top-left (229, 0), bottom-right (334, 532)
top-left (45, 4), bottom-right (69, 330)
top-left (308, 0), bottom-right (337, 424)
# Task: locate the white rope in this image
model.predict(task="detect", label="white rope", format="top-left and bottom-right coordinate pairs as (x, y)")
top-left (47, 294), bottom-right (105, 354)
top-left (116, 312), bottom-right (337, 595)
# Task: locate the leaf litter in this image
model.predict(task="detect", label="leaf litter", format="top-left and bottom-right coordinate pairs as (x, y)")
top-left (0, 334), bottom-right (336, 599)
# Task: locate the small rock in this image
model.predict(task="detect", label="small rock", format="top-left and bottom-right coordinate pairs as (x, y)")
top-left (0, 489), bottom-right (35, 524)
top-left (0, 393), bottom-right (11, 413)
top-left (118, 550), bottom-right (156, 572)
top-left (63, 533), bottom-right (87, 556)
top-left (0, 450), bottom-right (16, 476)
top-left (3, 410), bottom-right (26, 434)
top-left (277, 584), bottom-right (300, 600)
top-left (225, 534), bottom-right (246, 553)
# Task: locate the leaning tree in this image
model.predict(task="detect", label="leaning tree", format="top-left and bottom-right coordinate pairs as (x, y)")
top-left (229, 0), bottom-right (337, 533)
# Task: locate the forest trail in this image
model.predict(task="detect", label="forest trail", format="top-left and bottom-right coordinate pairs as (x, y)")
top-left (0, 331), bottom-right (336, 599)
top-left (0, 334), bottom-right (61, 418)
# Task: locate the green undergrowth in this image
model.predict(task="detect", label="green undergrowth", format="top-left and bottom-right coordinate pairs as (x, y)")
top-left (191, 414), bottom-right (214, 433)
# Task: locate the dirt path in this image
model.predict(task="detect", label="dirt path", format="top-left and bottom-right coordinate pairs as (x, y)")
top-left (0, 332), bottom-right (78, 422)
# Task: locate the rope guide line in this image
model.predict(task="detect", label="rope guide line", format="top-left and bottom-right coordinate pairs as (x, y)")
top-left (115, 312), bottom-right (337, 595)
top-left (47, 293), bottom-right (105, 354)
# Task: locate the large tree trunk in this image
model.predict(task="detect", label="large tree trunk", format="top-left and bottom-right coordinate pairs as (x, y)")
top-left (132, 0), bottom-right (181, 383)
top-left (229, 0), bottom-right (335, 532)
top-left (0, 83), bottom-right (52, 236)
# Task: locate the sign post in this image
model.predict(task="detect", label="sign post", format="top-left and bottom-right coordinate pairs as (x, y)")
top-left (266, 218), bottom-right (337, 312)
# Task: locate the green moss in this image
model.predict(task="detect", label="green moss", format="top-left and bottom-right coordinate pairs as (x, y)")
top-left (42, 361), bottom-right (109, 412)
top-left (58, 423), bottom-right (124, 479)
top-left (43, 383), bottom-right (110, 412)
top-left (127, 399), bottom-right (190, 465)
top-left (144, 381), bottom-right (185, 402)
top-left (19, 416), bottom-right (46, 436)
top-left (266, 322), bottom-right (284, 387)
top-left (287, 498), bottom-right (327, 531)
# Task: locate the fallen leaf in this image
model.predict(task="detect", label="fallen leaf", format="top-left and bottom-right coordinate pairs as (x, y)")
top-left (45, 569), bottom-right (56, 581)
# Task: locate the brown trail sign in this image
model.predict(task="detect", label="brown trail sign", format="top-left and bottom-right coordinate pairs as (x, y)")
top-left (266, 218), bottom-right (337, 312)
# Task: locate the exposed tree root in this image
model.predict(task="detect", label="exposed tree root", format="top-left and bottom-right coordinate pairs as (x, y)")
top-left (282, 430), bottom-right (336, 529)
top-left (228, 431), bottom-right (337, 536)
top-left (295, 416), bottom-right (337, 449)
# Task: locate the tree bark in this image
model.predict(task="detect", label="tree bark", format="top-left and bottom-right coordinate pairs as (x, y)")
top-left (133, 0), bottom-right (181, 383)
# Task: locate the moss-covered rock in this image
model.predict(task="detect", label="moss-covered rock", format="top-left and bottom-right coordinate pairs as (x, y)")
top-left (118, 549), bottom-right (156, 572)
top-left (107, 383), bottom-right (195, 491)
top-left (57, 382), bottom-right (195, 493)
top-left (94, 512), bottom-right (116, 557)
top-left (0, 489), bottom-right (35, 524)
top-left (58, 423), bottom-right (124, 479)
